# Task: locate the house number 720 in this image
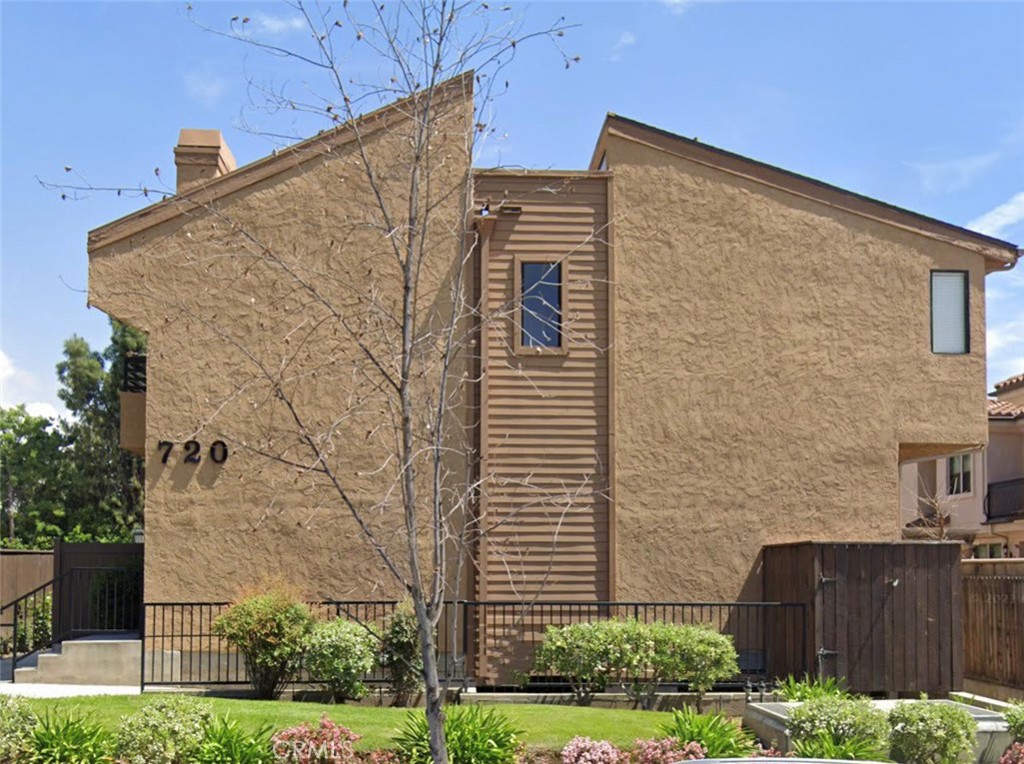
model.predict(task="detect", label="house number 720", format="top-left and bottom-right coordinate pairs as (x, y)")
top-left (157, 440), bottom-right (229, 465)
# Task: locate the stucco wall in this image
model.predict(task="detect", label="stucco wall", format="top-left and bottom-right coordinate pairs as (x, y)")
top-left (989, 426), bottom-right (1024, 483)
top-left (604, 133), bottom-right (990, 602)
top-left (88, 87), bottom-right (474, 602)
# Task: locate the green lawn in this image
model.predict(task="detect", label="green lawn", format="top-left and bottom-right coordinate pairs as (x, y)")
top-left (27, 695), bottom-right (675, 750)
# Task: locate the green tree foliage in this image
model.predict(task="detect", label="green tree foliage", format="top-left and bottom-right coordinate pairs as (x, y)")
top-left (1, 319), bottom-right (146, 548)
top-left (57, 320), bottom-right (147, 542)
top-left (0, 406), bottom-right (71, 545)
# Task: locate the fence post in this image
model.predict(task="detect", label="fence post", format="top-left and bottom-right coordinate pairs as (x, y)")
top-left (11, 600), bottom-right (19, 683)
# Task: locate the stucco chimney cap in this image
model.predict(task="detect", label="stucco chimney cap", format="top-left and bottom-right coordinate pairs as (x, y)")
top-left (173, 129), bottom-right (237, 193)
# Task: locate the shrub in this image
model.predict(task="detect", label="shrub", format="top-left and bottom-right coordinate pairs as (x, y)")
top-left (378, 601), bottom-right (423, 707)
top-left (28, 713), bottom-right (112, 764)
top-left (659, 707), bottom-right (755, 758)
top-left (677, 624), bottom-right (740, 707)
top-left (787, 696), bottom-right (889, 749)
top-left (272, 715), bottom-right (360, 764)
top-left (888, 700), bottom-right (976, 764)
top-left (115, 694), bottom-right (214, 764)
top-left (630, 738), bottom-right (705, 763)
top-left (1001, 742), bottom-right (1024, 764)
top-left (394, 706), bottom-right (522, 764)
top-left (534, 621), bottom-right (611, 705)
top-left (535, 620), bottom-right (739, 709)
top-left (195, 715), bottom-right (274, 764)
top-left (0, 694), bottom-right (37, 761)
top-left (560, 736), bottom-right (623, 764)
top-left (793, 729), bottom-right (889, 761)
top-left (305, 617), bottom-right (377, 702)
top-left (777, 674), bottom-right (851, 701)
top-left (212, 587), bottom-right (314, 699)
top-left (1006, 702), bottom-right (1024, 742)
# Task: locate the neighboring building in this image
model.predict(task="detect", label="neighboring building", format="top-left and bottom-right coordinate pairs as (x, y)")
top-left (89, 76), bottom-right (1019, 613)
top-left (901, 373), bottom-right (1024, 556)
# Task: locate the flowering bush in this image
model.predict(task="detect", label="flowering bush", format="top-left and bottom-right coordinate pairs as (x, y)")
top-left (560, 736), bottom-right (623, 764)
top-left (787, 696), bottom-right (889, 748)
top-left (272, 715), bottom-right (360, 764)
top-left (630, 737), bottom-right (704, 763)
top-left (304, 617), bottom-right (377, 702)
top-left (1006, 702), bottom-right (1024, 742)
top-left (888, 701), bottom-right (976, 764)
top-left (0, 694), bottom-right (37, 761)
top-left (1001, 742), bottom-right (1024, 764)
top-left (361, 751), bottom-right (402, 764)
top-left (115, 695), bottom-right (214, 764)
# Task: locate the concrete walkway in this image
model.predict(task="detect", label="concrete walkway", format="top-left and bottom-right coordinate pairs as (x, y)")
top-left (0, 680), bottom-right (141, 698)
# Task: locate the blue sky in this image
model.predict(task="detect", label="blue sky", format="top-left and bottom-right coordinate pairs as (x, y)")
top-left (2, 0), bottom-right (1022, 419)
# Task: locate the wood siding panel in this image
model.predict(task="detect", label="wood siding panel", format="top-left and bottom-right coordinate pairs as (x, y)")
top-left (475, 174), bottom-right (611, 634)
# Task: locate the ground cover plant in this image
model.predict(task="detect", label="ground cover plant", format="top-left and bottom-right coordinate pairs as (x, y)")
top-left (659, 707), bottom-right (754, 758)
top-left (0, 694), bottom-right (38, 760)
top-left (115, 694), bottom-right (214, 764)
top-left (776, 674), bottom-right (851, 701)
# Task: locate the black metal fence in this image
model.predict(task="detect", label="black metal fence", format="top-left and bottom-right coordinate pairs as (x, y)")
top-left (141, 600), bottom-right (807, 690)
top-left (2, 566), bottom-right (142, 678)
top-left (986, 477), bottom-right (1024, 522)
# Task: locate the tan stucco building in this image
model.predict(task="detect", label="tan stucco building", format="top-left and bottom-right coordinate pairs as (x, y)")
top-left (91, 77), bottom-right (1019, 614)
top-left (901, 372), bottom-right (1024, 555)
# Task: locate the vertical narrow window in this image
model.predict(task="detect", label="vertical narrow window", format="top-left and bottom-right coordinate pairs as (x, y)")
top-left (948, 454), bottom-right (972, 495)
top-left (521, 261), bottom-right (563, 349)
top-left (931, 271), bottom-right (968, 354)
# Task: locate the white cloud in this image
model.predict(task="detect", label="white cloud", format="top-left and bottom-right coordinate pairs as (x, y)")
top-left (662, 0), bottom-right (694, 14)
top-left (610, 31), bottom-right (636, 63)
top-left (968, 191), bottom-right (1024, 240)
top-left (906, 151), bottom-right (1000, 194)
top-left (24, 402), bottom-right (60, 420)
top-left (0, 349), bottom-right (67, 422)
top-left (183, 71), bottom-right (229, 109)
top-left (253, 13), bottom-right (305, 35)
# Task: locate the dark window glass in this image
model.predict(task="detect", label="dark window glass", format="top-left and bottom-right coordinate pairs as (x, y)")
top-left (521, 262), bottom-right (562, 348)
top-left (948, 454), bottom-right (972, 495)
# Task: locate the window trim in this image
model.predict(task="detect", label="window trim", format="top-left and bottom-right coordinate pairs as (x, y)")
top-left (930, 269), bottom-right (970, 355)
top-left (512, 254), bottom-right (569, 356)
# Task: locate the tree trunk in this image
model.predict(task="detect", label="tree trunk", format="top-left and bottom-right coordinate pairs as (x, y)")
top-left (414, 592), bottom-right (449, 764)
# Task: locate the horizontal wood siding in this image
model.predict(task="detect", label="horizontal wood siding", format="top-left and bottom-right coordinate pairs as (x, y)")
top-left (474, 174), bottom-right (610, 681)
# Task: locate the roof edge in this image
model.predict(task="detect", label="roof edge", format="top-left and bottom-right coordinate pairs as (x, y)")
top-left (592, 112), bottom-right (1020, 265)
top-left (88, 71), bottom-right (475, 253)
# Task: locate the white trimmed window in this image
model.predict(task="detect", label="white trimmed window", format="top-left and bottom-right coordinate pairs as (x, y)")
top-left (948, 454), bottom-right (972, 495)
top-left (931, 271), bottom-right (968, 354)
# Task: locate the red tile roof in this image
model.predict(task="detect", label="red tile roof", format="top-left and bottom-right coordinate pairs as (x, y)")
top-left (989, 398), bottom-right (1024, 420)
top-left (994, 373), bottom-right (1024, 395)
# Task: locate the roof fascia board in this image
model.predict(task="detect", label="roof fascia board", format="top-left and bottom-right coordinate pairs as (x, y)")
top-left (89, 72), bottom-right (474, 253)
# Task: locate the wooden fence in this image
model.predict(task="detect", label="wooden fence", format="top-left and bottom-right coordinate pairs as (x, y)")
top-left (962, 560), bottom-right (1024, 690)
top-left (0, 549), bottom-right (53, 639)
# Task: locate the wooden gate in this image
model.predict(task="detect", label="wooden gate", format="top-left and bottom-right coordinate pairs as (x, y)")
top-left (763, 541), bottom-right (962, 696)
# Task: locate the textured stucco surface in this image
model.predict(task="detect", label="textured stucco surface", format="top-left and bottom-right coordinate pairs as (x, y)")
top-left (89, 89), bottom-right (474, 602)
top-left (604, 133), bottom-right (991, 603)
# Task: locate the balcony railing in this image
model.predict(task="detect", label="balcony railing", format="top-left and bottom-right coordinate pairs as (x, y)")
top-left (985, 477), bottom-right (1024, 523)
top-left (122, 354), bottom-right (146, 393)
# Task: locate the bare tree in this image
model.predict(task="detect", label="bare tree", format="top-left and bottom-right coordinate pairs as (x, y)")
top-left (48, 3), bottom-right (593, 762)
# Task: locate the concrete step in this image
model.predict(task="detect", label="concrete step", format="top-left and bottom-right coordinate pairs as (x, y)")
top-left (15, 638), bottom-right (141, 685)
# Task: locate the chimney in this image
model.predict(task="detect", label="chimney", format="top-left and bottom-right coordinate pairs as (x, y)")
top-left (173, 129), bottom-right (237, 194)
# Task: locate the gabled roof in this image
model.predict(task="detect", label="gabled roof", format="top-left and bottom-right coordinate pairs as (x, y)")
top-left (88, 72), bottom-right (474, 252)
top-left (993, 372), bottom-right (1024, 397)
top-left (591, 113), bottom-right (1020, 269)
top-left (989, 398), bottom-right (1024, 421)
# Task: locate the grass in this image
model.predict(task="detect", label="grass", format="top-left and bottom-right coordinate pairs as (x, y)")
top-left (27, 694), bottom-right (676, 750)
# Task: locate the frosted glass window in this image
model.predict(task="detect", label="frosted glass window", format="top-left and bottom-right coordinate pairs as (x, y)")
top-left (931, 271), bottom-right (968, 354)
